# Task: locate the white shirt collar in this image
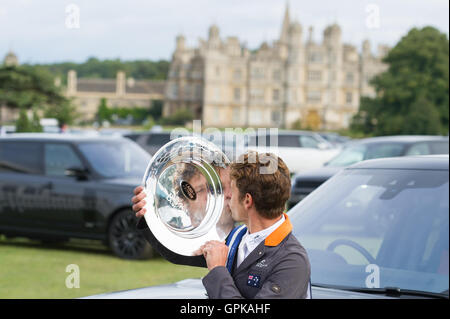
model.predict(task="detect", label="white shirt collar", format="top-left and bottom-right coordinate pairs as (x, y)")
top-left (241, 214), bottom-right (286, 252)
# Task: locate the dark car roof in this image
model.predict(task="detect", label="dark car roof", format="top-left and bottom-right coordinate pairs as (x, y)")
top-left (348, 155), bottom-right (449, 171)
top-left (349, 135), bottom-right (448, 145)
top-left (0, 133), bottom-right (130, 143)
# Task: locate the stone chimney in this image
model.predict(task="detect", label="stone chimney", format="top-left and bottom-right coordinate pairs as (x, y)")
top-left (67, 70), bottom-right (77, 95)
top-left (116, 71), bottom-right (126, 96)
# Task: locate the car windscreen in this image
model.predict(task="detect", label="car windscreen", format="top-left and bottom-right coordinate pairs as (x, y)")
top-left (78, 140), bottom-right (151, 178)
top-left (289, 168), bottom-right (449, 295)
top-left (326, 143), bottom-right (406, 167)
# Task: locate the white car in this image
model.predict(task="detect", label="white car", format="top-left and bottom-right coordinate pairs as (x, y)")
top-left (244, 131), bottom-right (340, 174)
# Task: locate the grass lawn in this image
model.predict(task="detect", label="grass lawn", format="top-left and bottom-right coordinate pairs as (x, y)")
top-left (0, 236), bottom-right (208, 299)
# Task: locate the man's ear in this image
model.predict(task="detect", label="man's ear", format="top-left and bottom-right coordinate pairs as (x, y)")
top-left (244, 193), bottom-right (253, 209)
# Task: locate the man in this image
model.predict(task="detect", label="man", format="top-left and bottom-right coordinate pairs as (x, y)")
top-left (133, 162), bottom-right (234, 236)
top-left (132, 151), bottom-right (311, 298)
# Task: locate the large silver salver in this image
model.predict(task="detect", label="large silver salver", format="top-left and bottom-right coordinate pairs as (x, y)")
top-left (142, 136), bottom-right (234, 257)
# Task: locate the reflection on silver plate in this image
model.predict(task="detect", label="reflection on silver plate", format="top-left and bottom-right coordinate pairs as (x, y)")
top-left (142, 136), bottom-right (234, 256)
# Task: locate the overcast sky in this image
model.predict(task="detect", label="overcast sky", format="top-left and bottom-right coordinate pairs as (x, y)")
top-left (0, 0), bottom-right (448, 64)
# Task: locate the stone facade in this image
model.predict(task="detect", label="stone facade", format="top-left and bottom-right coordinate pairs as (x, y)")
top-left (65, 70), bottom-right (166, 122)
top-left (164, 5), bottom-right (389, 130)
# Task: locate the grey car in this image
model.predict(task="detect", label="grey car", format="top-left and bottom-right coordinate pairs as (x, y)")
top-left (85, 155), bottom-right (449, 299)
top-left (288, 135), bottom-right (449, 208)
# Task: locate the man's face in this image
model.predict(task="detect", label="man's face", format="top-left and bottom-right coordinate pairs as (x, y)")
top-left (186, 173), bottom-right (208, 227)
top-left (185, 167), bottom-right (233, 229)
top-left (219, 167), bottom-right (232, 214)
top-left (229, 179), bottom-right (248, 223)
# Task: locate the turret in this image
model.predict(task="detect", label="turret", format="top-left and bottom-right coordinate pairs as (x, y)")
top-left (3, 50), bottom-right (19, 67)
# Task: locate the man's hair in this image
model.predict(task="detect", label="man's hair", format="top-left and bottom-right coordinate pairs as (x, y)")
top-left (229, 151), bottom-right (291, 219)
top-left (173, 151), bottom-right (228, 201)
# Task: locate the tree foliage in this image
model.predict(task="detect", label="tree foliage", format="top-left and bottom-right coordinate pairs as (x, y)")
top-left (0, 65), bottom-right (77, 125)
top-left (30, 57), bottom-right (170, 83)
top-left (351, 26), bottom-right (449, 136)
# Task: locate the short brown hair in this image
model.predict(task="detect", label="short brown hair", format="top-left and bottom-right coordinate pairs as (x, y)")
top-left (230, 151), bottom-right (291, 219)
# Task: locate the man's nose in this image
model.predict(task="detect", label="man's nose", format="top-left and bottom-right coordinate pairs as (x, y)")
top-left (224, 188), bottom-right (232, 200)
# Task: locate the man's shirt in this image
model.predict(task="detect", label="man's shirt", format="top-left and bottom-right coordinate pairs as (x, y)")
top-left (236, 215), bottom-right (285, 268)
top-left (202, 213), bottom-right (311, 299)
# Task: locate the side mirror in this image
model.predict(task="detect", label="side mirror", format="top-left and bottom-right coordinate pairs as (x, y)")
top-left (65, 167), bottom-right (89, 180)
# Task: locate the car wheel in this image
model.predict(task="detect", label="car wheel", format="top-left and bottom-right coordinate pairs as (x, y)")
top-left (108, 209), bottom-right (154, 260)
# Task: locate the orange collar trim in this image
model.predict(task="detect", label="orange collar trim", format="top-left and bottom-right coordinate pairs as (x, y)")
top-left (264, 213), bottom-right (292, 247)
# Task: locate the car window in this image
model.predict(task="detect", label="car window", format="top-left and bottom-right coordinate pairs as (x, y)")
top-left (405, 143), bottom-right (431, 156)
top-left (365, 143), bottom-right (405, 160)
top-left (147, 134), bottom-right (172, 146)
top-left (327, 145), bottom-right (367, 167)
top-left (124, 134), bottom-right (140, 142)
top-left (278, 135), bottom-right (301, 147)
top-left (78, 141), bottom-right (151, 178)
top-left (299, 135), bottom-right (320, 149)
top-left (429, 141), bottom-right (449, 155)
top-left (0, 141), bottom-right (42, 174)
top-left (44, 143), bottom-right (84, 177)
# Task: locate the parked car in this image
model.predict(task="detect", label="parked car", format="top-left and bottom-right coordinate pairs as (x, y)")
top-left (0, 133), bottom-right (153, 259)
top-left (245, 130), bottom-right (340, 174)
top-left (0, 125), bottom-right (16, 136)
top-left (288, 135), bottom-right (449, 208)
top-left (127, 130), bottom-right (245, 162)
top-left (317, 132), bottom-right (351, 148)
top-left (85, 155), bottom-right (449, 299)
top-left (124, 131), bottom-right (187, 156)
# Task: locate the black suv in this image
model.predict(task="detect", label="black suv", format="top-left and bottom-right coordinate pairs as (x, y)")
top-left (125, 131), bottom-right (187, 156)
top-left (0, 134), bottom-right (154, 259)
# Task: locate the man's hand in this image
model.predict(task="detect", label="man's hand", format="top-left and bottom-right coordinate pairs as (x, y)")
top-left (198, 240), bottom-right (229, 271)
top-left (132, 186), bottom-right (147, 217)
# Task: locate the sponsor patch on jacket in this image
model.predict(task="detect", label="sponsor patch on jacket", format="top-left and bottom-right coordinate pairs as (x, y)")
top-left (247, 274), bottom-right (261, 288)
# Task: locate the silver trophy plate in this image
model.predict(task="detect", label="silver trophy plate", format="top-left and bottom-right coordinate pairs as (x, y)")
top-left (142, 136), bottom-right (234, 258)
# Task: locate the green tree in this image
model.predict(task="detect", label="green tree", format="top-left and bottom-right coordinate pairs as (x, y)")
top-left (30, 107), bottom-right (43, 132)
top-left (161, 108), bottom-right (194, 126)
top-left (351, 26), bottom-right (449, 136)
top-left (44, 99), bottom-right (78, 126)
top-left (16, 107), bottom-right (31, 132)
top-left (96, 98), bottom-right (111, 123)
top-left (0, 65), bottom-right (77, 125)
top-left (149, 100), bottom-right (163, 121)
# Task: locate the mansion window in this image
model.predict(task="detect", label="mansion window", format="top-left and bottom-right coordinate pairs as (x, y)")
top-left (273, 69), bottom-right (281, 81)
top-left (170, 84), bottom-right (178, 99)
top-left (307, 90), bottom-right (321, 103)
top-left (271, 110), bottom-right (281, 124)
top-left (346, 72), bottom-right (354, 84)
top-left (346, 92), bottom-right (353, 104)
top-left (272, 89), bottom-right (280, 102)
top-left (251, 67), bottom-right (265, 79)
top-left (195, 84), bottom-right (202, 99)
top-left (250, 88), bottom-right (264, 101)
top-left (308, 52), bottom-right (323, 63)
top-left (233, 69), bottom-right (242, 80)
top-left (308, 70), bottom-right (322, 81)
top-left (234, 88), bottom-right (241, 102)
